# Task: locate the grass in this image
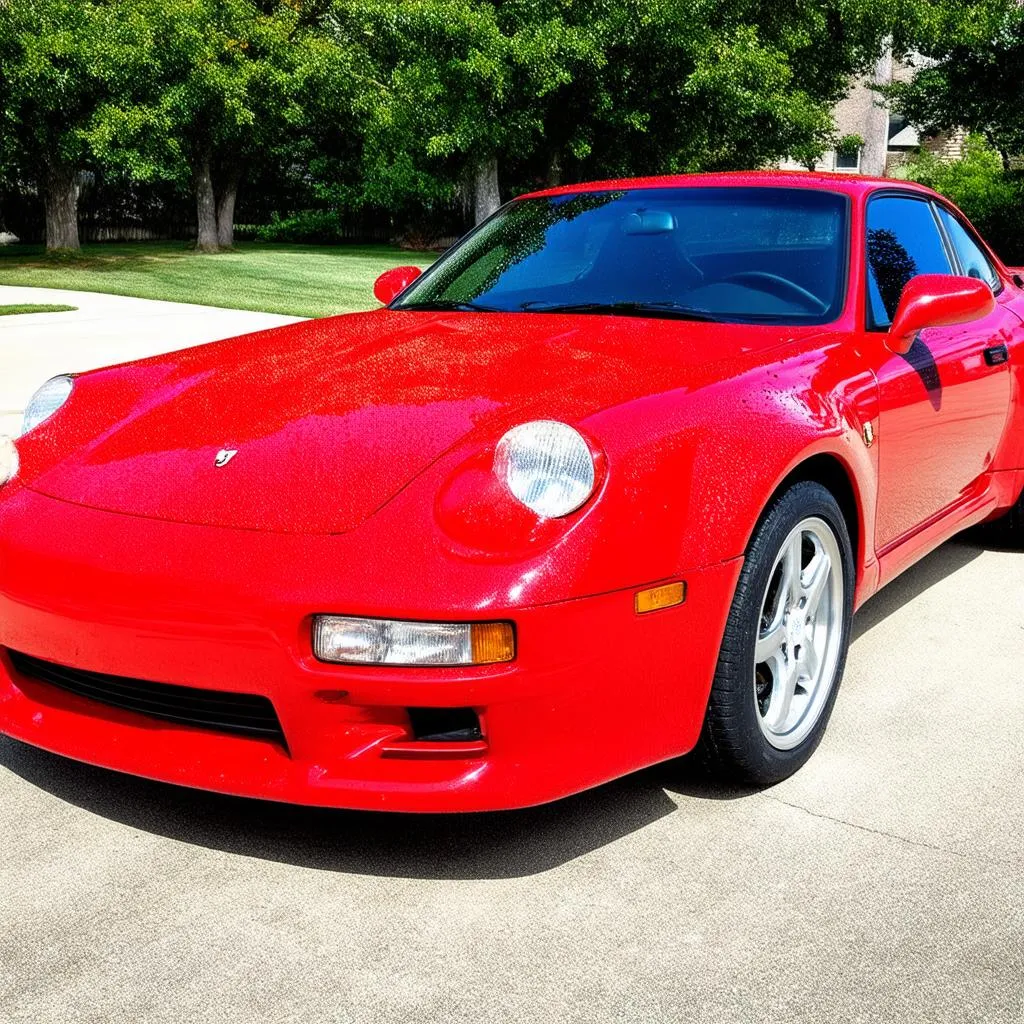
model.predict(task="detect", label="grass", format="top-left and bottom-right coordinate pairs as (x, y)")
top-left (0, 242), bottom-right (437, 318)
top-left (0, 303), bottom-right (77, 316)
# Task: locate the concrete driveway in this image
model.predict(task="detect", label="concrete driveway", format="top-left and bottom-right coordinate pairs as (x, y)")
top-left (1, 286), bottom-right (1022, 1022)
top-left (1, 541), bottom-right (1022, 1022)
top-left (0, 285), bottom-right (302, 436)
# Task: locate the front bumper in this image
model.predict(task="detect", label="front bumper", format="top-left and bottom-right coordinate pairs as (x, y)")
top-left (0, 489), bottom-right (740, 812)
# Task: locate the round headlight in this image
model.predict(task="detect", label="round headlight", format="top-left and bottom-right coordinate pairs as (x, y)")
top-left (21, 374), bottom-right (74, 437)
top-left (0, 436), bottom-right (19, 487)
top-left (494, 420), bottom-right (596, 518)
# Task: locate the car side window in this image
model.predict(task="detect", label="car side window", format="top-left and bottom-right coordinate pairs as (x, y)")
top-left (936, 207), bottom-right (1000, 292)
top-left (865, 196), bottom-right (953, 329)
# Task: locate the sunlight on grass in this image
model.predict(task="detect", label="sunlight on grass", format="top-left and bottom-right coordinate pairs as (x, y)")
top-left (0, 243), bottom-right (436, 318)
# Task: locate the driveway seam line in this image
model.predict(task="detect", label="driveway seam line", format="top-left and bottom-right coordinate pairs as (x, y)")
top-left (765, 795), bottom-right (1022, 869)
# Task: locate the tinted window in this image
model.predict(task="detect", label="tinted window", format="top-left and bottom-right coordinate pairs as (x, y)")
top-left (866, 196), bottom-right (952, 327)
top-left (396, 187), bottom-right (849, 325)
top-left (937, 207), bottom-right (1000, 290)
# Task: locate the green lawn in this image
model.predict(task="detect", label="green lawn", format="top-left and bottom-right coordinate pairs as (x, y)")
top-left (0, 303), bottom-right (77, 316)
top-left (0, 242), bottom-right (437, 318)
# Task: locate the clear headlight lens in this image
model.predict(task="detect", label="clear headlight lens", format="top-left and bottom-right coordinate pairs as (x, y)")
top-left (21, 374), bottom-right (74, 437)
top-left (0, 436), bottom-right (19, 487)
top-left (314, 615), bottom-right (515, 666)
top-left (494, 420), bottom-right (596, 518)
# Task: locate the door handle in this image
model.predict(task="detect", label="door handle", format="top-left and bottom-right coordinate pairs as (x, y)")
top-left (984, 344), bottom-right (1009, 366)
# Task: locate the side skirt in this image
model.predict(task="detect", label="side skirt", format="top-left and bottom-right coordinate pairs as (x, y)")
top-left (874, 470), bottom-right (1019, 590)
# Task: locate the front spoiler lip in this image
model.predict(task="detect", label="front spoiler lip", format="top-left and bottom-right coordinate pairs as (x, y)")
top-left (0, 645), bottom-right (497, 812)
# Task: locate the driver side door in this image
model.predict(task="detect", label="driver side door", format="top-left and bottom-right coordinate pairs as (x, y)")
top-left (866, 193), bottom-right (1014, 554)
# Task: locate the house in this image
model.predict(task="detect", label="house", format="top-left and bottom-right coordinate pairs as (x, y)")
top-left (779, 55), bottom-right (965, 176)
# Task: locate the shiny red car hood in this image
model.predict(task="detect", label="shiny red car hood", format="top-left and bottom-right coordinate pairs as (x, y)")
top-left (30, 309), bottom-right (814, 534)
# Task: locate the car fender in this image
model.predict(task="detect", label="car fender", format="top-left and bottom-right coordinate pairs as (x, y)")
top-left (576, 341), bottom-right (880, 600)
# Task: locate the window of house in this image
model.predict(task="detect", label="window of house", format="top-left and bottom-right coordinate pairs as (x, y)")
top-left (888, 115), bottom-right (907, 143)
top-left (835, 148), bottom-right (861, 172)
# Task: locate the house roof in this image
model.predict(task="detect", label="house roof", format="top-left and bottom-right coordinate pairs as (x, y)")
top-left (888, 124), bottom-right (920, 148)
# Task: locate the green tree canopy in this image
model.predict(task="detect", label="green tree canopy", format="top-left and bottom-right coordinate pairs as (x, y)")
top-left (888, 0), bottom-right (1024, 169)
top-left (89, 0), bottom-right (362, 250)
top-left (346, 0), bottom-right (904, 224)
top-left (0, 0), bottom-right (913, 247)
top-left (0, 0), bottom-right (151, 249)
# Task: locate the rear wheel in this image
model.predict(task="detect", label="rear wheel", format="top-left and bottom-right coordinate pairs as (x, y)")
top-left (697, 482), bottom-right (854, 785)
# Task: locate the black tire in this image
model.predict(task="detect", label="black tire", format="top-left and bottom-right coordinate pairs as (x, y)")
top-left (696, 481), bottom-right (855, 786)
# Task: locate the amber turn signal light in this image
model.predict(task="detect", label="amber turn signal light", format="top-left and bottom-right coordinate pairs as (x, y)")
top-left (470, 622), bottom-right (516, 664)
top-left (635, 581), bottom-right (686, 614)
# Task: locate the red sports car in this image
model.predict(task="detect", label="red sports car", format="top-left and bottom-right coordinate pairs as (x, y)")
top-left (1, 172), bottom-right (1021, 812)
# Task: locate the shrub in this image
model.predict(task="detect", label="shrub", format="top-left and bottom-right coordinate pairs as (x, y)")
top-left (894, 136), bottom-right (1024, 265)
top-left (836, 133), bottom-right (865, 157)
top-left (255, 209), bottom-right (351, 244)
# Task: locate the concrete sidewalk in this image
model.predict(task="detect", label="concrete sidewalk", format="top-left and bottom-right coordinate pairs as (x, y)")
top-left (0, 285), bottom-right (303, 436)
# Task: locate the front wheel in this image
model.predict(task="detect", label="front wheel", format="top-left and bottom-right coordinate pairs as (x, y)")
top-left (696, 481), bottom-right (854, 785)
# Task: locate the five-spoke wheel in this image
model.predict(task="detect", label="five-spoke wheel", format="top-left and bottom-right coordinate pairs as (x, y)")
top-left (697, 482), bottom-right (854, 785)
top-left (753, 517), bottom-right (844, 750)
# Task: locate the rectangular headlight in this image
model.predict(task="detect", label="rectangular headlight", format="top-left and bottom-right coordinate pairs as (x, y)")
top-left (313, 615), bottom-right (515, 666)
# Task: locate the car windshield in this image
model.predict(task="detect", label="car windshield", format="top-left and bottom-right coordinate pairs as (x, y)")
top-left (394, 187), bottom-right (849, 325)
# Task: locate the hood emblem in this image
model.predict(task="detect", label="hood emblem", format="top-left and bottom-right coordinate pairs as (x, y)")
top-left (214, 448), bottom-right (239, 468)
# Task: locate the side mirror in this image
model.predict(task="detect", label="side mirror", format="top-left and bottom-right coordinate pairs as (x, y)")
top-left (887, 274), bottom-right (995, 355)
top-left (373, 265), bottom-right (422, 305)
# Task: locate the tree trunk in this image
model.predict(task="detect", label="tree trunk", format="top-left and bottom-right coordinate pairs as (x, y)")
top-left (473, 157), bottom-right (501, 225)
top-left (861, 41), bottom-right (893, 178)
top-left (216, 167), bottom-right (241, 249)
top-left (546, 152), bottom-right (563, 188)
top-left (194, 156), bottom-right (219, 252)
top-left (42, 162), bottom-right (81, 251)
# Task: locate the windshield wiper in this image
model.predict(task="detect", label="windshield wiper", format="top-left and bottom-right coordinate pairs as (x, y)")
top-left (395, 299), bottom-right (503, 313)
top-left (519, 301), bottom-right (720, 322)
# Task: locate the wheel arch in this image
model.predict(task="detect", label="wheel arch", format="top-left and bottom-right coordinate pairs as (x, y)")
top-left (778, 454), bottom-right (860, 564)
top-left (750, 450), bottom-right (868, 597)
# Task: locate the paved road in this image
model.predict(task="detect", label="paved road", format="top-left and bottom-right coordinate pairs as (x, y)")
top-left (0, 285), bottom-right (301, 436)
top-left (1, 285), bottom-right (1022, 1022)
top-left (2, 536), bottom-right (1022, 1023)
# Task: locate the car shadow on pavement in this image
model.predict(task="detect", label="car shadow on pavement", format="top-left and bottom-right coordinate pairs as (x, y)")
top-left (0, 736), bottom-right (697, 879)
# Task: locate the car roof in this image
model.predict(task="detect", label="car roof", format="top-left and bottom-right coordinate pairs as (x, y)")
top-left (516, 170), bottom-right (940, 202)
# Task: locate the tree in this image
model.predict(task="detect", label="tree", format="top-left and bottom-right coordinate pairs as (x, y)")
top-left (348, 0), bottom-right (904, 225)
top-left (887, 0), bottom-right (1024, 169)
top-left (345, 0), bottom-right (599, 224)
top-left (0, 0), bottom-right (149, 250)
top-left (90, 0), bottom-right (356, 251)
top-left (573, 0), bottom-right (907, 179)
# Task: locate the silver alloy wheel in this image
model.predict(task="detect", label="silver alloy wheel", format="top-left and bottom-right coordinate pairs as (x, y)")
top-left (753, 516), bottom-right (844, 751)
